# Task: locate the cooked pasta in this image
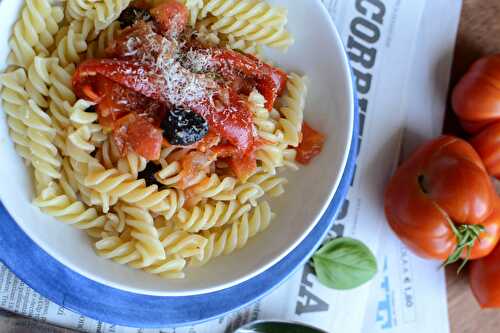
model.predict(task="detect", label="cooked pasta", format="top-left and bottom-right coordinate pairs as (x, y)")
top-left (65, 0), bottom-right (97, 22)
top-left (34, 181), bottom-right (107, 233)
top-left (85, 21), bottom-right (121, 58)
top-left (200, 0), bottom-right (287, 28)
top-left (114, 203), bottom-right (166, 264)
top-left (175, 200), bottom-right (251, 232)
top-left (1, 0), bottom-right (325, 279)
top-left (187, 173), bottom-right (237, 200)
top-left (25, 56), bottom-right (56, 108)
top-left (0, 69), bottom-right (33, 161)
top-left (278, 73), bottom-right (308, 147)
top-left (157, 216), bottom-right (208, 259)
top-left (7, 0), bottom-right (64, 68)
top-left (25, 99), bottom-right (61, 182)
top-left (247, 167), bottom-right (287, 197)
top-left (52, 28), bottom-right (88, 67)
top-left (93, 0), bottom-right (132, 30)
top-left (190, 200), bottom-right (273, 266)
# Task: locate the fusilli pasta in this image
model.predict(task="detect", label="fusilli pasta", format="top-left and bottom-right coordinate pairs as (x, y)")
top-left (175, 199), bottom-right (251, 232)
top-left (7, 0), bottom-right (64, 68)
top-left (191, 200), bottom-right (274, 266)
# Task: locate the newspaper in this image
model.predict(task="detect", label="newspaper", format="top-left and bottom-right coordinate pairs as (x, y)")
top-left (0, 0), bottom-right (461, 332)
top-left (361, 1), bottom-right (462, 333)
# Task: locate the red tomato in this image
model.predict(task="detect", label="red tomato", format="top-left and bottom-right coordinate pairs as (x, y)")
top-left (296, 122), bottom-right (326, 165)
top-left (452, 55), bottom-right (500, 133)
top-left (470, 218), bottom-right (500, 308)
top-left (228, 154), bottom-right (257, 181)
top-left (125, 117), bottom-right (163, 160)
top-left (177, 150), bottom-right (215, 189)
top-left (191, 90), bottom-right (255, 156)
top-left (470, 122), bottom-right (500, 179)
top-left (464, 201), bottom-right (500, 260)
top-left (384, 136), bottom-right (498, 261)
top-left (150, 1), bottom-right (188, 37)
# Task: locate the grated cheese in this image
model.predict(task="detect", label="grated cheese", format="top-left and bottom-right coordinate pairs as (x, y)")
top-left (124, 22), bottom-right (218, 107)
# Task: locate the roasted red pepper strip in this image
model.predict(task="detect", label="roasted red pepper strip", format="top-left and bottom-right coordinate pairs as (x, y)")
top-left (73, 59), bottom-right (167, 103)
top-left (210, 48), bottom-right (288, 110)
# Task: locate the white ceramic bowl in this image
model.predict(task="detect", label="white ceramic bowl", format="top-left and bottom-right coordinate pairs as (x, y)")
top-left (0, 0), bottom-right (354, 296)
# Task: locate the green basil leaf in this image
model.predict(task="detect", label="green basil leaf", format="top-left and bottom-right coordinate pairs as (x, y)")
top-left (312, 237), bottom-right (377, 290)
top-left (236, 321), bottom-right (327, 333)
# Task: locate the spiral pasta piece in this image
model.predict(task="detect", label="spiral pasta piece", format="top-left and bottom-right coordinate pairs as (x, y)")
top-left (255, 143), bottom-right (284, 172)
top-left (8, 0), bottom-right (64, 68)
top-left (186, 173), bottom-right (237, 200)
top-left (61, 157), bottom-right (86, 198)
top-left (86, 21), bottom-right (121, 59)
top-left (160, 188), bottom-right (186, 220)
top-left (96, 224), bottom-right (188, 276)
top-left (69, 99), bottom-right (96, 127)
top-left (248, 90), bottom-right (282, 142)
top-left (191, 200), bottom-right (273, 266)
top-left (247, 167), bottom-right (287, 197)
top-left (221, 34), bottom-right (262, 56)
top-left (280, 142), bottom-right (299, 171)
top-left (34, 181), bottom-right (107, 233)
top-left (114, 204), bottom-right (166, 265)
top-left (201, 0), bottom-right (287, 28)
top-left (94, 235), bottom-right (144, 266)
top-left (92, 0), bottom-right (132, 31)
top-left (102, 211), bottom-right (126, 235)
top-left (66, 0), bottom-right (97, 21)
top-left (215, 182), bottom-right (264, 206)
top-left (56, 18), bottom-right (97, 45)
top-left (175, 200), bottom-right (251, 232)
top-left (142, 254), bottom-right (187, 278)
top-left (154, 146), bottom-right (207, 189)
top-left (51, 27), bottom-right (88, 67)
top-left (47, 62), bottom-right (76, 132)
top-left (25, 56), bottom-right (57, 109)
top-left (155, 161), bottom-right (182, 186)
top-left (205, 16), bottom-right (293, 51)
top-left (94, 139), bottom-right (147, 178)
top-left (84, 164), bottom-right (176, 214)
top-left (0, 69), bottom-right (32, 161)
top-left (117, 154), bottom-right (148, 178)
top-left (95, 138), bottom-right (121, 168)
top-left (157, 217), bottom-right (208, 260)
top-left (279, 73), bottom-right (308, 147)
top-left (25, 99), bottom-right (61, 185)
top-left (178, 0), bottom-right (204, 26)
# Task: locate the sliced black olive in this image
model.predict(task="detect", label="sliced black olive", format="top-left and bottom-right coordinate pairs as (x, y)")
top-left (162, 107), bottom-right (209, 146)
top-left (85, 105), bottom-right (96, 113)
top-left (138, 162), bottom-right (163, 187)
top-left (118, 7), bottom-right (152, 28)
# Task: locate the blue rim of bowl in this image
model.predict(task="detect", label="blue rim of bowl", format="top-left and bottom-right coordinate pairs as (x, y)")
top-left (0, 94), bottom-right (357, 328)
